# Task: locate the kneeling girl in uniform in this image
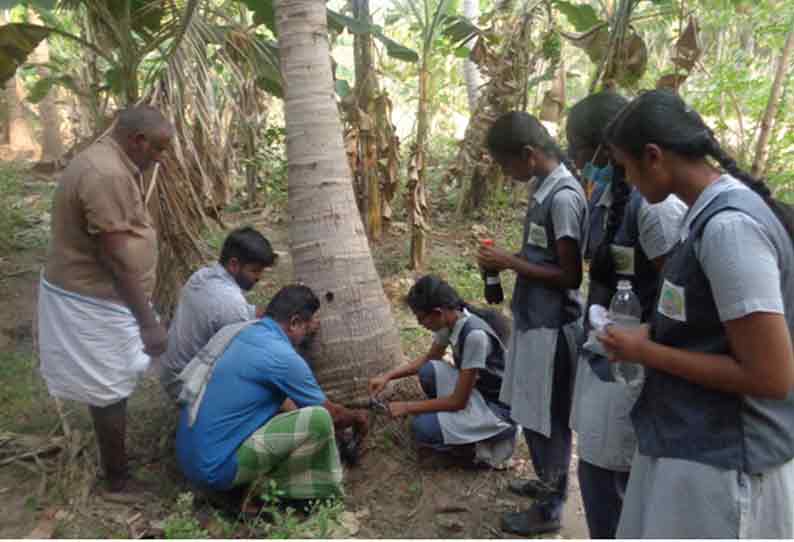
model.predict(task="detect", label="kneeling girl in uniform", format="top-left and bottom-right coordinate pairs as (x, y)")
top-left (368, 275), bottom-right (517, 467)
top-left (477, 112), bottom-right (588, 536)
top-left (601, 89), bottom-right (794, 538)
top-left (566, 91), bottom-right (686, 539)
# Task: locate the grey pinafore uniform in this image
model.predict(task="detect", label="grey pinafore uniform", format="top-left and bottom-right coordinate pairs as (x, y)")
top-left (618, 178), bottom-right (794, 538)
top-left (499, 163), bottom-right (587, 519)
top-left (415, 311), bottom-right (517, 466)
top-left (570, 182), bottom-right (684, 538)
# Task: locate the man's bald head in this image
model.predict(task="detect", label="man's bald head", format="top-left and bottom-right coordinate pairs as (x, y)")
top-left (112, 105), bottom-right (174, 172)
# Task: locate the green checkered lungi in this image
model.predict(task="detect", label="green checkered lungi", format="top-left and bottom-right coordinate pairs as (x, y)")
top-left (233, 406), bottom-right (344, 499)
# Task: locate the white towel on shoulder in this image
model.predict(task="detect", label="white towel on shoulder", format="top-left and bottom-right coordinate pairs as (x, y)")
top-left (177, 320), bottom-right (255, 426)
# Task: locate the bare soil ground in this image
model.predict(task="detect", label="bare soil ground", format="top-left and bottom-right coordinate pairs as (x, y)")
top-left (0, 159), bottom-right (588, 539)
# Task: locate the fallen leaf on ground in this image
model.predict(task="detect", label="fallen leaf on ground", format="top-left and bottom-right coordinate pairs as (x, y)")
top-left (330, 511), bottom-right (360, 537)
top-left (25, 507), bottom-right (60, 539)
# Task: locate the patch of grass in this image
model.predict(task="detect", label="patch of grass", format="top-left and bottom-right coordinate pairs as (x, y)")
top-left (377, 427), bottom-right (396, 452)
top-left (0, 352), bottom-right (34, 406)
top-left (0, 352), bottom-right (55, 434)
top-left (162, 483), bottom-right (351, 540)
top-left (202, 226), bottom-right (228, 254)
top-left (0, 162), bottom-right (55, 256)
top-left (0, 163), bottom-right (29, 255)
top-left (427, 255), bottom-right (483, 303)
top-left (399, 325), bottom-right (430, 344)
top-left (408, 481), bottom-right (421, 496)
top-left (23, 495), bottom-right (39, 512)
top-left (246, 480), bottom-right (348, 539)
top-left (163, 493), bottom-right (209, 539)
top-left (398, 324), bottom-right (431, 360)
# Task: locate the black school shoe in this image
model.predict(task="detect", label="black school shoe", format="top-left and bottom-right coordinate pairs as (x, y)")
top-left (501, 505), bottom-right (561, 536)
top-left (507, 478), bottom-right (558, 500)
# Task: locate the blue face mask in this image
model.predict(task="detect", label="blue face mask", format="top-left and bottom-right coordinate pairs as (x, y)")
top-left (582, 162), bottom-right (614, 186)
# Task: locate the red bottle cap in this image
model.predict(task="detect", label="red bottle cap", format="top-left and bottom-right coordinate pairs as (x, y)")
top-left (481, 238), bottom-right (494, 247)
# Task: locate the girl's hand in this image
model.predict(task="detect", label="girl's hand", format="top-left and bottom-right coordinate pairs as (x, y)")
top-left (477, 245), bottom-right (513, 272)
top-left (368, 375), bottom-right (389, 397)
top-left (387, 401), bottom-right (410, 418)
top-left (599, 324), bottom-right (652, 365)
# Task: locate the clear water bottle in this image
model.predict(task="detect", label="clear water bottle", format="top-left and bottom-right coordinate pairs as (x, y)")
top-left (481, 239), bottom-right (504, 304)
top-left (608, 280), bottom-right (644, 385)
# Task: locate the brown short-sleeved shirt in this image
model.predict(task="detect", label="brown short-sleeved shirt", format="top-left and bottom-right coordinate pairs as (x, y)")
top-left (44, 137), bottom-right (158, 303)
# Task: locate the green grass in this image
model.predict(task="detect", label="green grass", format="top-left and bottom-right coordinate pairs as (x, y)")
top-left (427, 255), bottom-right (483, 303)
top-left (0, 162), bottom-right (55, 256)
top-left (162, 485), bottom-right (351, 540)
top-left (0, 352), bottom-right (56, 433)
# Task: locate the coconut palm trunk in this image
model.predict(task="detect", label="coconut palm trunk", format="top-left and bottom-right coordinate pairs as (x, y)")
top-left (275, 0), bottom-right (403, 404)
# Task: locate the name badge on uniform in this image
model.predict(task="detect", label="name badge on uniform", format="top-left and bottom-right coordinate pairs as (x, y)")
top-left (610, 245), bottom-right (635, 276)
top-left (527, 222), bottom-right (548, 248)
top-left (658, 279), bottom-right (686, 322)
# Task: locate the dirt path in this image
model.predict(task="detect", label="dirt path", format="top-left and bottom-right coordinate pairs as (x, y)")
top-left (0, 185), bottom-right (589, 538)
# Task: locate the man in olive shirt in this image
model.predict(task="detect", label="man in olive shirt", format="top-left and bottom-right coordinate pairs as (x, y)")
top-left (38, 105), bottom-right (173, 494)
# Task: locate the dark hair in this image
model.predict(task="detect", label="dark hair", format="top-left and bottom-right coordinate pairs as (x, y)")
top-left (605, 89), bottom-right (794, 240)
top-left (567, 91), bottom-right (628, 155)
top-left (568, 92), bottom-right (632, 285)
top-left (487, 111), bottom-right (579, 180)
top-left (405, 275), bottom-right (511, 342)
top-left (113, 105), bottom-right (173, 138)
top-left (219, 226), bottom-right (277, 267)
top-left (265, 284), bottom-right (320, 324)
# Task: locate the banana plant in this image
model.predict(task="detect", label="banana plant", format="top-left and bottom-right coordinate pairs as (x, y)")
top-left (391, 0), bottom-right (456, 269)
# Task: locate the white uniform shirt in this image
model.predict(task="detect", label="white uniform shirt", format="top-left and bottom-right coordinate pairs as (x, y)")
top-left (684, 175), bottom-right (784, 321)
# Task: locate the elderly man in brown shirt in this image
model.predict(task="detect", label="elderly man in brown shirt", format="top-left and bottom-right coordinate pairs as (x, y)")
top-left (38, 105), bottom-right (173, 494)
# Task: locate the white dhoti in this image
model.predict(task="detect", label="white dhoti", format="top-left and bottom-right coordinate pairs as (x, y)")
top-left (38, 276), bottom-right (150, 407)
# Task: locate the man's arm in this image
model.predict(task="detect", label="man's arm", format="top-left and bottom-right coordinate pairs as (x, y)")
top-left (323, 400), bottom-right (369, 440)
top-left (98, 231), bottom-right (166, 356)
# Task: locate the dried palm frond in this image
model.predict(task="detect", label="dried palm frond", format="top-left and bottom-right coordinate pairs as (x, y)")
top-left (139, 2), bottom-right (280, 317)
top-left (49, 1), bottom-right (280, 317)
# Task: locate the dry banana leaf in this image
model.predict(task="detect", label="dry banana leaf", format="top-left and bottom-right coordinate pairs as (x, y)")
top-left (671, 17), bottom-right (701, 72)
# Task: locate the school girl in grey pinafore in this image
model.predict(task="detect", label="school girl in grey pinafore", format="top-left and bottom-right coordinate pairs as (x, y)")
top-left (414, 309), bottom-right (518, 465)
top-left (617, 176), bottom-right (794, 538)
top-left (499, 162), bottom-right (587, 521)
top-left (570, 177), bottom-right (685, 538)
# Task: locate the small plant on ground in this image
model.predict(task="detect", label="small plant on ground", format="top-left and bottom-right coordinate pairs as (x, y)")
top-left (245, 478), bottom-right (347, 538)
top-left (163, 492), bottom-right (209, 539)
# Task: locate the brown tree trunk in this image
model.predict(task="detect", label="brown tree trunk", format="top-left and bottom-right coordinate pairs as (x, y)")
top-left (241, 81), bottom-right (260, 207)
top-left (276, 0), bottom-right (403, 404)
top-left (6, 75), bottom-right (38, 157)
top-left (30, 21), bottom-right (64, 162)
top-left (409, 60), bottom-right (430, 270)
top-left (751, 22), bottom-right (794, 178)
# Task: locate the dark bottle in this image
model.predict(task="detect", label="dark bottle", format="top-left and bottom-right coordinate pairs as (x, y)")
top-left (481, 239), bottom-right (504, 304)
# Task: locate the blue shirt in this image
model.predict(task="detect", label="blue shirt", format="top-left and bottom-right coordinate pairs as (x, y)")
top-left (175, 317), bottom-right (326, 489)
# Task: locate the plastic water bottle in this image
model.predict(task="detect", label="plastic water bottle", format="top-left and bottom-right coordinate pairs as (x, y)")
top-left (481, 239), bottom-right (504, 304)
top-left (608, 280), bottom-right (644, 384)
